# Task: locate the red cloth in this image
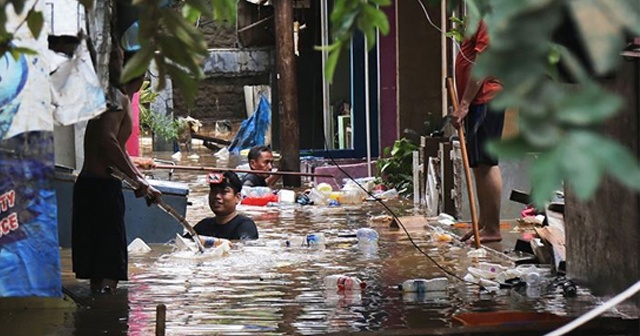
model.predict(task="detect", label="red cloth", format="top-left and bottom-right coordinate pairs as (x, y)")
top-left (454, 21), bottom-right (502, 105)
top-left (241, 194), bottom-right (279, 206)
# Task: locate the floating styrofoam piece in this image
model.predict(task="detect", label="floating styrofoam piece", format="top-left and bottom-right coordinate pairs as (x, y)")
top-left (467, 248), bottom-right (487, 257)
top-left (436, 213), bottom-right (456, 226)
top-left (128, 237), bottom-right (151, 255)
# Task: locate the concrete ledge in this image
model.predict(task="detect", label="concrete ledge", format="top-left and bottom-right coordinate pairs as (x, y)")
top-left (314, 162), bottom-right (377, 190)
top-left (203, 48), bottom-right (273, 77)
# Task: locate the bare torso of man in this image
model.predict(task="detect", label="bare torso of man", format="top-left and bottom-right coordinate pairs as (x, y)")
top-left (82, 93), bottom-right (135, 178)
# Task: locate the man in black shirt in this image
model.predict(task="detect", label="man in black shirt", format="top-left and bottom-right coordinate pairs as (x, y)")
top-left (192, 171), bottom-right (258, 240)
top-left (241, 145), bottom-right (280, 187)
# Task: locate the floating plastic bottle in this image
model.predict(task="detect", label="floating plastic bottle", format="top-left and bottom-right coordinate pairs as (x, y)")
top-left (308, 188), bottom-right (329, 205)
top-left (339, 189), bottom-right (363, 204)
top-left (561, 280), bottom-right (577, 298)
top-left (398, 277), bottom-right (448, 292)
top-left (305, 233), bottom-right (326, 246)
top-left (324, 275), bottom-right (367, 291)
top-left (525, 272), bottom-right (542, 298)
top-left (356, 228), bottom-right (379, 243)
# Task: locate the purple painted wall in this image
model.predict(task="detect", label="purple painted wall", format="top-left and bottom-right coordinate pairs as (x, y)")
top-left (379, 2), bottom-right (398, 152)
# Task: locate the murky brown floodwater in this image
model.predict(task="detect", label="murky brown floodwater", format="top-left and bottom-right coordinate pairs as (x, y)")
top-left (46, 143), bottom-right (637, 336)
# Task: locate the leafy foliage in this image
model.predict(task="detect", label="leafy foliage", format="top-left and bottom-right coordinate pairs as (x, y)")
top-left (445, 16), bottom-right (466, 43)
top-left (467, 0), bottom-right (640, 206)
top-left (0, 0), bottom-right (43, 57)
top-left (138, 81), bottom-right (182, 142)
top-left (375, 138), bottom-right (419, 197)
top-left (123, 0), bottom-right (236, 107)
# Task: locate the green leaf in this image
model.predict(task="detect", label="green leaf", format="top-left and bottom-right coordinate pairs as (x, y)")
top-left (370, 0), bottom-right (392, 6)
top-left (182, 4), bottom-right (203, 24)
top-left (26, 9), bottom-right (43, 38)
top-left (555, 84), bottom-right (622, 126)
top-left (211, 0), bottom-right (237, 23)
top-left (529, 146), bottom-right (564, 207)
top-left (486, 136), bottom-right (537, 160)
top-left (592, 135), bottom-right (640, 190)
top-left (121, 46), bottom-right (154, 84)
top-left (324, 44), bottom-right (342, 83)
top-left (561, 132), bottom-right (603, 200)
top-left (8, 46), bottom-right (36, 60)
top-left (166, 63), bottom-right (199, 107)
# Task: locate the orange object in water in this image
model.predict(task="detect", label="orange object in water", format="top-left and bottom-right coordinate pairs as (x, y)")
top-left (452, 311), bottom-right (569, 327)
top-left (241, 194), bottom-right (279, 206)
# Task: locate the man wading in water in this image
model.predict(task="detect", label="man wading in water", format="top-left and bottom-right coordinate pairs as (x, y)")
top-left (72, 40), bottom-right (161, 293)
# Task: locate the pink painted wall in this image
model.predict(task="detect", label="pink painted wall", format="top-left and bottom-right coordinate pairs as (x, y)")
top-left (126, 92), bottom-right (140, 156)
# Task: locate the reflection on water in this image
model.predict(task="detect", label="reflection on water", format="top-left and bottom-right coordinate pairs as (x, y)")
top-left (54, 146), bottom-right (638, 335)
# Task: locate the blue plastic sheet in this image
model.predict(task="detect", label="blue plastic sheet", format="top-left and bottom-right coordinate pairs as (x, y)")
top-left (229, 95), bottom-right (271, 154)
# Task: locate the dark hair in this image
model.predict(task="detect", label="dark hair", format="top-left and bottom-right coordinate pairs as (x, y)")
top-left (208, 171), bottom-right (243, 194)
top-left (247, 145), bottom-right (272, 162)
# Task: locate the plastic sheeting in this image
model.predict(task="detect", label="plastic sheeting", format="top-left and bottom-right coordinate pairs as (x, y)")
top-left (0, 0), bottom-right (61, 297)
top-left (229, 95), bottom-right (271, 154)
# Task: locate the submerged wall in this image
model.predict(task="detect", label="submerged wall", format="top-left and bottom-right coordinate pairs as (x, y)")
top-left (565, 58), bottom-right (639, 307)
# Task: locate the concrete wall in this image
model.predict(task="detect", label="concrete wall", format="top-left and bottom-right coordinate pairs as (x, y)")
top-left (172, 15), bottom-right (274, 122)
top-left (565, 58), bottom-right (639, 306)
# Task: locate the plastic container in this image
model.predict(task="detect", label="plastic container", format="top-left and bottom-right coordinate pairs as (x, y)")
top-left (128, 237), bottom-right (151, 254)
top-left (278, 189), bottom-right (296, 203)
top-left (316, 182), bottom-right (333, 193)
top-left (356, 228), bottom-right (379, 243)
top-left (324, 275), bottom-right (367, 291)
top-left (308, 188), bottom-right (329, 205)
top-left (561, 280), bottom-right (577, 298)
top-left (339, 189), bottom-right (363, 205)
top-left (525, 272), bottom-right (542, 297)
top-left (243, 186), bottom-right (273, 198)
top-left (398, 277), bottom-right (448, 292)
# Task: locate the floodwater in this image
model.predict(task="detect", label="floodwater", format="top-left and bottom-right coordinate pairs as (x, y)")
top-left (30, 143), bottom-right (640, 335)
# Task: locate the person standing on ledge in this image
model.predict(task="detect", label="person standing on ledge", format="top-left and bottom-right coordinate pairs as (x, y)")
top-left (451, 20), bottom-right (505, 244)
top-left (241, 145), bottom-right (280, 188)
top-left (72, 75), bottom-right (162, 294)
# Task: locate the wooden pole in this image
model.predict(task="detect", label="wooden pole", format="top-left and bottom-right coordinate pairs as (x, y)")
top-left (155, 304), bottom-right (166, 336)
top-left (446, 77), bottom-right (481, 248)
top-left (274, 0), bottom-right (301, 187)
top-left (153, 164), bottom-right (333, 178)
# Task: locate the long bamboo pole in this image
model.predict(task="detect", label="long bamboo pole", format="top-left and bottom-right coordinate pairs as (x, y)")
top-left (107, 166), bottom-right (206, 253)
top-left (446, 77), bottom-right (481, 249)
top-left (153, 164), bottom-right (335, 178)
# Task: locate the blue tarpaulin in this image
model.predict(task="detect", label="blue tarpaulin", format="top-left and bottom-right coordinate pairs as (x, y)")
top-left (228, 95), bottom-right (271, 154)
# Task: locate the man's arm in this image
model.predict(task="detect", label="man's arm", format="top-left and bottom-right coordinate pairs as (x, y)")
top-left (265, 174), bottom-right (281, 187)
top-left (97, 111), bottom-right (161, 202)
top-left (452, 70), bottom-right (483, 129)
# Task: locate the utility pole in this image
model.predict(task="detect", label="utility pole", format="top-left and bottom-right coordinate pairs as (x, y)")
top-left (274, 0), bottom-right (301, 187)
